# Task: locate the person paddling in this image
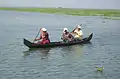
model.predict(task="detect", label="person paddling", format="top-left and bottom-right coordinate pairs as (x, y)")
top-left (61, 28), bottom-right (74, 42)
top-left (34, 28), bottom-right (50, 44)
top-left (72, 25), bottom-right (83, 40)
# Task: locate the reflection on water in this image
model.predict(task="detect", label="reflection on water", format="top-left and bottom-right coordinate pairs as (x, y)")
top-left (23, 48), bottom-right (51, 59)
top-left (71, 45), bottom-right (84, 57)
top-left (60, 45), bottom-right (84, 58)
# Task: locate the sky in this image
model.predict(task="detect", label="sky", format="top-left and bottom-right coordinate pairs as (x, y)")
top-left (0, 0), bottom-right (120, 9)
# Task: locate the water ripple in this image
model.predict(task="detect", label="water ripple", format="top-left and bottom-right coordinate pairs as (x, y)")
top-left (0, 11), bottom-right (120, 79)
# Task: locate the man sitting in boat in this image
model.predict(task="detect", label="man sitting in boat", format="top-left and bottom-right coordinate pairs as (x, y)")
top-left (34, 28), bottom-right (50, 44)
top-left (72, 25), bottom-right (83, 40)
top-left (61, 28), bottom-right (74, 42)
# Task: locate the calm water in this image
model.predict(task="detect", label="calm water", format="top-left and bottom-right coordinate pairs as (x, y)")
top-left (0, 11), bottom-right (120, 79)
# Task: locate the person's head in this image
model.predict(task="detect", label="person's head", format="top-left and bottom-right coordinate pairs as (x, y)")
top-left (77, 25), bottom-right (81, 31)
top-left (41, 28), bottom-right (47, 32)
top-left (63, 28), bottom-right (68, 33)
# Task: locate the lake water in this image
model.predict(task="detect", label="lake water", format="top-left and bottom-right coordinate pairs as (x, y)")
top-left (0, 11), bottom-right (120, 79)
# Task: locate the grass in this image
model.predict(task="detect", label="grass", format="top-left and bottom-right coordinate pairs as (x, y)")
top-left (104, 16), bottom-right (120, 20)
top-left (0, 7), bottom-right (120, 17)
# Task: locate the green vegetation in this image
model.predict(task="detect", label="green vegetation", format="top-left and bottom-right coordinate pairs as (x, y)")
top-left (104, 16), bottom-right (120, 20)
top-left (0, 7), bottom-right (120, 17)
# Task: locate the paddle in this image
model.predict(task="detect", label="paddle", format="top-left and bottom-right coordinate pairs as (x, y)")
top-left (71, 24), bottom-right (83, 33)
top-left (70, 24), bottom-right (84, 40)
top-left (33, 29), bottom-right (40, 43)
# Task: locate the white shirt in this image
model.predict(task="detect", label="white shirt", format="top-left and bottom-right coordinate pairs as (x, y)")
top-left (74, 29), bottom-right (83, 38)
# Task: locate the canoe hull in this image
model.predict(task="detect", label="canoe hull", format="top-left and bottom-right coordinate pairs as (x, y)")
top-left (24, 33), bottom-right (93, 48)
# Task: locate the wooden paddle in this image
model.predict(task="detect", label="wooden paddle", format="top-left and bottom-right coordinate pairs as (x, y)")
top-left (70, 24), bottom-right (82, 34)
top-left (33, 29), bottom-right (41, 43)
top-left (71, 24), bottom-right (82, 32)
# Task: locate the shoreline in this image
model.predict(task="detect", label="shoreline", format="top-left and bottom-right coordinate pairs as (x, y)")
top-left (0, 7), bottom-right (120, 17)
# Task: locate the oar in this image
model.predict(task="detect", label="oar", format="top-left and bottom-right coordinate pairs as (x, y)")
top-left (71, 24), bottom-right (83, 33)
top-left (33, 29), bottom-right (40, 43)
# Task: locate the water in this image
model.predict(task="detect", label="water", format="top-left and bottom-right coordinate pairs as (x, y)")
top-left (0, 10), bottom-right (120, 79)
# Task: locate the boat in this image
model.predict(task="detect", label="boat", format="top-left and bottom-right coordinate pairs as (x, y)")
top-left (23, 33), bottom-right (93, 48)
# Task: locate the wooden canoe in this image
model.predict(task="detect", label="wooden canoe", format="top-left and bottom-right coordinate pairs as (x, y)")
top-left (24, 33), bottom-right (93, 48)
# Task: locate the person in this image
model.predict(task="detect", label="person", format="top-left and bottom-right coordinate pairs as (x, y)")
top-left (72, 25), bottom-right (83, 40)
top-left (61, 28), bottom-right (74, 42)
top-left (34, 28), bottom-right (50, 44)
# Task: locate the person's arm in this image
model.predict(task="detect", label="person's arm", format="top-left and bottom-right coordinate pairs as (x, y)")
top-left (34, 34), bottom-right (42, 41)
top-left (71, 31), bottom-right (78, 35)
top-left (72, 27), bottom-right (77, 33)
top-left (80, 30), bottom-right (83, 36)
top-left (61, 33), bottom-right (67, 40)
top-left (69, 33), bottom-right (74, 38)
top-left (68, 33), bottom-right (74, 41)
top-left (71, 29), bottom-right (79, 36)
top-left (77, 30), bottom-right (83, 36)
top-left (61, 33), bottom-right (64, 40)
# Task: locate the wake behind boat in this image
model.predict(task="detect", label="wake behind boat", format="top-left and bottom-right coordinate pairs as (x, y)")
top-left (23, 33), bottom-right (93, 48)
